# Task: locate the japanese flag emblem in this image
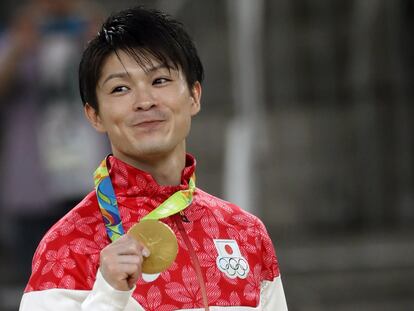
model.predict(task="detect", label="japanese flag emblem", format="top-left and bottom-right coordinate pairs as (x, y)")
top-left (214, 239), bottom-right (250, 279)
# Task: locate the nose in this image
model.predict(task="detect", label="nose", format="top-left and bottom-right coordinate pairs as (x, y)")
top-left (132, 88), bottom-right (156, 111)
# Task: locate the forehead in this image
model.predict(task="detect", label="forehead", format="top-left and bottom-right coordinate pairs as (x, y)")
top-left (99, 49), bottom-right (177, 78)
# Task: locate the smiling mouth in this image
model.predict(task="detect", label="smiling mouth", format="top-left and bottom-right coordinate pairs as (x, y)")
top-left (133, 120), bottom-right (164, 129)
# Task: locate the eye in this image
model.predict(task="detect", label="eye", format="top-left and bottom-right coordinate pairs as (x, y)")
top-left (153, 77), bottom-right (171, 85)
top-left (110, 86), bottom-right (129, 94)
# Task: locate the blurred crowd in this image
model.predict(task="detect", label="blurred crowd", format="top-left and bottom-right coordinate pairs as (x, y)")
top-left (0, 0), bottom-right (109, 280)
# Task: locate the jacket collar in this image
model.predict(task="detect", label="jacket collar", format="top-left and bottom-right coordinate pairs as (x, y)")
top-left (107, 153), bottom-right (196, 202)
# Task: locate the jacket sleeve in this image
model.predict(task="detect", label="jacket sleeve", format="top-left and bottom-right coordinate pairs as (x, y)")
top-left (261, 276), bottom-right (288, 310)
top-left (255, 217), bottom-right (288, 310)
top-left (19, 270), bottom-right (144, 311)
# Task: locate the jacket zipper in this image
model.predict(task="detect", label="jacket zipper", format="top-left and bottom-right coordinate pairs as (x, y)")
top-left (174, 214), bottom-right (209, 311)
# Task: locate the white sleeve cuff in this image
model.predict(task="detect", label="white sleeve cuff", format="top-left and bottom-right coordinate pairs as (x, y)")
top-left (261, 276), bottom-right (288, 310)
top-left (81, 269), bottom-right (135, 310)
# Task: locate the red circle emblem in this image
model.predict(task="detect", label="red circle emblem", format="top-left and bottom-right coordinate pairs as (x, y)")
top-left (224, 244), bottom-right (233, 255)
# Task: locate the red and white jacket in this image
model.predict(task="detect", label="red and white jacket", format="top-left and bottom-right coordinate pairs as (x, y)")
top-left (20, 155), bottom-right (287, 310)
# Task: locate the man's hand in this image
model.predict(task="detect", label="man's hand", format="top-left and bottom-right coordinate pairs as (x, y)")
top-left (99, 235), bottom-right (150, 291)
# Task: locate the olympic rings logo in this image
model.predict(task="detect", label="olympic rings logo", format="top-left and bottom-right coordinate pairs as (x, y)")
top-left (217, 256), bottom-right (249, 279)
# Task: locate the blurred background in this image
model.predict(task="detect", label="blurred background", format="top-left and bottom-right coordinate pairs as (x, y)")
top-left (0, 0), bottom-right (413, 310)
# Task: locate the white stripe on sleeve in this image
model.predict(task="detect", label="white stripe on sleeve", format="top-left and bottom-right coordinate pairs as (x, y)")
top-left (260, 275), bottom-right (288, 310)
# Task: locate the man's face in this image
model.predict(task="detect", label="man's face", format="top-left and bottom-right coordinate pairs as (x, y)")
top-left (86, 50), bottom-right (201, 164)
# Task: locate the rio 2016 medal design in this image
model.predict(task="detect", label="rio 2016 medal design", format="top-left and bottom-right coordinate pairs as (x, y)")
top-left (128, 219), bottom-right (178, 274)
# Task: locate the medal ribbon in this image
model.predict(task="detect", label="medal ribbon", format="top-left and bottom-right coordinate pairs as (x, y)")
top-left (94, 156), bottom-right (196, 242)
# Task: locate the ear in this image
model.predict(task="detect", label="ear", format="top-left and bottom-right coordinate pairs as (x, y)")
top-left (190, 81), bottom-right (202, 116)
top-left (84, 103), bottom-right (106, 133)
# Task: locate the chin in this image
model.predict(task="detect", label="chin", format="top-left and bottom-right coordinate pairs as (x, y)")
top-left (133, 144), bottom-right (171, 157)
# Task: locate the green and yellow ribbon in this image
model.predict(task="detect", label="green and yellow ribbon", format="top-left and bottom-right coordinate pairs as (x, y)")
top-left (94, 156), bottom-right (195, 242)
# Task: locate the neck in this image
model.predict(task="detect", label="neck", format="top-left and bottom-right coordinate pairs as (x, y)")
top-left (138, 154), bottom-right (185, 186)
top-left (113, 146), bottom-right (186, 186)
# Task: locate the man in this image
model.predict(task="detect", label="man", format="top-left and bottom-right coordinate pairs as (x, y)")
top-left (20, 6), bottom-right (288, 310)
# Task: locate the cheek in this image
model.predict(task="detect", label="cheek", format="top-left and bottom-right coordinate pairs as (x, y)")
top-left (173, 100), bottom-right (193, 124)
top-left (175, 108), bottom-right (193, 136)
top-left (99, 110), bottom-right (124, 134)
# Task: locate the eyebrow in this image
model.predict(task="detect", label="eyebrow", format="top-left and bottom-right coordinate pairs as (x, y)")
top-left (102, 72), bottom-right (128, 85)
top-left (101, 64), bottom-right (172, 86)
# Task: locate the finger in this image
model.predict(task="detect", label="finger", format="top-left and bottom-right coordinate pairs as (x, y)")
top-left (116, 255), bottom-right (144, 265)
top-left (125, 236), bottom-right (150, 256)
top-left (124, 235), bottom-right (150, 257)
top-left (107, 237), bottom-right (145, 255)
top-left (115, 234), bottom-right (146, 249)
top-left (118, 263), bottom-right (143, 278)
top-left (101, 261), bottom-right (141, 279)
top-left (117, 239), bottom-right (146, 256)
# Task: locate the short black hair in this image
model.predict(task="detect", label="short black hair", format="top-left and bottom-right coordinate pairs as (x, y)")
top-left (79, 6), bottom-right (204, 111)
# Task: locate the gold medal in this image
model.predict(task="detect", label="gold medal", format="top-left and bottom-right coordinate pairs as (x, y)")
top-left (128, 219), bottom-right (178, 274)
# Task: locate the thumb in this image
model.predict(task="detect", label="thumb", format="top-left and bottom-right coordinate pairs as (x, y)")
top-left (142, 247), bottom-right (151, 258)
